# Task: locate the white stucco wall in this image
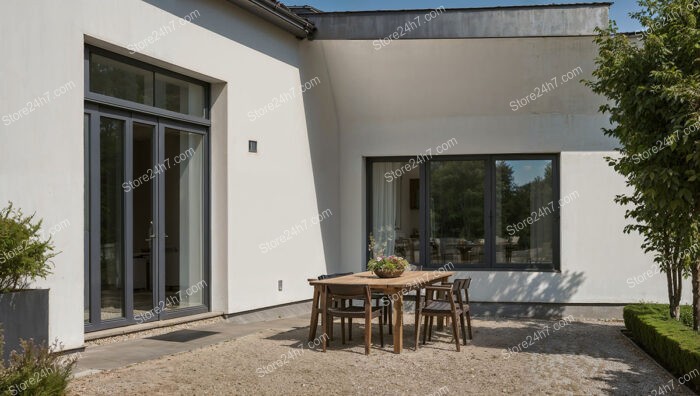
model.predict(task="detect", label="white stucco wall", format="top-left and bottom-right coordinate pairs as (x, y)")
top-left (301, 37), bottom-right (692, 305)
top-left (0, 0), bottom-right (338, 349)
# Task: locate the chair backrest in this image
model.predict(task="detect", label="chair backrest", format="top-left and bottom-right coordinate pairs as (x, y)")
top-left (325, 284), bottom-right (370, 301)
top-left (408, 264), bottom-right (423, 271)
top-left (453, 278), bottom-right (471, 304)
top-left (318, 272), bottom-right (354, 280)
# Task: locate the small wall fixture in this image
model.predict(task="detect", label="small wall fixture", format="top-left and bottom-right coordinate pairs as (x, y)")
top-left (248, 140), bottom-right (258, 153)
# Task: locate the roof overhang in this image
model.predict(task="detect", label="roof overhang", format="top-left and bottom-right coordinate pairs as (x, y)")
top-left (226, 0), bottom-right (316, 39)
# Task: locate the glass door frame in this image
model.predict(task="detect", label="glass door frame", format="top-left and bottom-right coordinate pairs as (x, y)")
top-left (84, 103), bottom-right (210, 332)
top-left (156, 118), bottom-right (210, 322)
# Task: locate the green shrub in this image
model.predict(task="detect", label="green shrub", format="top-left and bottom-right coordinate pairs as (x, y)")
top-left (624, 304), bottom-right (700, 390)
top-left (0, 203), bottom-right (57, 293)
top-left (0, 332), bottom-right (76, 396)
top-left (680, 305), bottom-right (694, 329)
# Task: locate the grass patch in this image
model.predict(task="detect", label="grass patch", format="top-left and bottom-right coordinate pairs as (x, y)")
top-left (624, 304), bottom-right (700, 391)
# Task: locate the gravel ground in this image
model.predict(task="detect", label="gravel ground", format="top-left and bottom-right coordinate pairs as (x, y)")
top-left (68, 316), bottom-right (694, 395)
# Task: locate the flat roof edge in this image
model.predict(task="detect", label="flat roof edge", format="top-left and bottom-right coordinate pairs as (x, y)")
top-left (301, 4), bottom-right (610, 40)
top-left (301, 2), bottom-right (613, 16)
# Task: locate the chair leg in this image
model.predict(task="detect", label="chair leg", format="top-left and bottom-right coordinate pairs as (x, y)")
top-left (379, 313), bottom-right (384, 348)
top-left (428, 316), bottom-right (434, 341)
top-left (467, 311), bottom-right (473, 340)
top-left (365, 313), bottom-right (371, 355)
top-left (388, 299), bottom-right (393, 335)
top-left (348, 318), bottom-right (353, 341)
top-left (422, 315), bottom-right (429, 345)
top-left (460, 313), bottom-right (467, 346)
top-left (451, 312), bottom-right (461, 352)
top-left (341, 317), bottom-right (346, 345)
top-left (379, 298), bottom-right (385, 321)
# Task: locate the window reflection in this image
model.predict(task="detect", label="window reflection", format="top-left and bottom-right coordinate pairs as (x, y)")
top-left (429, 161), bottom-right (486, 266)
top-left (495, 160), bottom-right (554, 265)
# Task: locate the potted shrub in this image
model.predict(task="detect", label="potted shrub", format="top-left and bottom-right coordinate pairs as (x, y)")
top-left (0, 203), bottom-right (57, 363)
top-left (367, 234), bottom-right (409, 278)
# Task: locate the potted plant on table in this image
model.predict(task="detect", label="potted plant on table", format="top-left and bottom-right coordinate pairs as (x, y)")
top-left (0, 203), bottom-right (57, 363)
top-left (367, 234), bottom-right (409, 278)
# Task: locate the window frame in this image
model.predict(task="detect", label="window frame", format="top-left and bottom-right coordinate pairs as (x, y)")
top-left (366, 154), bottom-right (560, 272)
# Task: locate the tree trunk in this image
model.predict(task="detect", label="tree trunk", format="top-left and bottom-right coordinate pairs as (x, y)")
top-left (665, 233), bottom-right (681, 319)
top-left (675, 263), bottom-right (683, 318)
top-left (693, 260), bottom-right (700, 331)
top-left (667, 266), bottom-right (680, 319)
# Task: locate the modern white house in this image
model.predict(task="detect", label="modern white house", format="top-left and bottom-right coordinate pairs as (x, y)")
top-left (0, 0), bottom-right (687, 351)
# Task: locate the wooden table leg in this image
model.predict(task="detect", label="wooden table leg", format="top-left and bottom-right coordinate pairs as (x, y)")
top-left (308, 285), bottom-right (320, 342)
top-left (393, 290), bottom-right (404, 354)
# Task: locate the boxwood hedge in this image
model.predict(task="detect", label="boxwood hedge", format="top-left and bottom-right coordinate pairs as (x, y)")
top-left (623, 304), bottom-right (700, 390)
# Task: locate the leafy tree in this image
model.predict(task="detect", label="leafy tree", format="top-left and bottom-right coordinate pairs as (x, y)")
top-left (586, 0), bottom-right (700, 324)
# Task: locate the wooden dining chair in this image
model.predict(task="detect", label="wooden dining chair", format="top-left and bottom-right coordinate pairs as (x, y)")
top-left (322, 284), bottom-right (384, 355)
top-left (315, 272), bottom-right (354, 341)
top-left (443, 278), bottom-right (473, 344)
top-left (414, 281), bottom-right (464, 351)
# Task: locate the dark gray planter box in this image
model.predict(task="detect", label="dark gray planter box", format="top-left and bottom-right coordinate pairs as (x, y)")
top-left (0, 289), bottom-right (49, 363)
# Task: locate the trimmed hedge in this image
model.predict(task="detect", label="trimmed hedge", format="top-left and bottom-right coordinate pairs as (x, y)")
top-left (624, 304), bottom-right (700, 390)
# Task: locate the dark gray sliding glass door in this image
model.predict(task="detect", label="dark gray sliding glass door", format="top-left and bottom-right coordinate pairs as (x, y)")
top-left (85, 106), bottom-right (208, 332)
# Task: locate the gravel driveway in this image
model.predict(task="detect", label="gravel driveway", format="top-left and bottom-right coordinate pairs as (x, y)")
top-left (68, 316), bottom-right (694, 395)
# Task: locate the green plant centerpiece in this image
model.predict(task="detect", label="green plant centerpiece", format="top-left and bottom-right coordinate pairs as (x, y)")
top-left (367, 233), bottom-right (409, 278)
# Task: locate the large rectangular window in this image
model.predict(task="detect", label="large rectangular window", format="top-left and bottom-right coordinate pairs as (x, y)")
top-left (368, 155), bottom-right (559, 271)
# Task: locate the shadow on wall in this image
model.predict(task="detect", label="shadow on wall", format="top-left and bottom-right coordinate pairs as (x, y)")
top-left (142, 0), bottom-right (300, 66)
top-left (468, 270), bottom-right (586, 318)
top-left (299, 43), bottom-right (341, 276)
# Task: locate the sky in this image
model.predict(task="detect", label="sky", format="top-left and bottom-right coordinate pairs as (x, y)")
top-left (293, 0), bottom-right (644, 32)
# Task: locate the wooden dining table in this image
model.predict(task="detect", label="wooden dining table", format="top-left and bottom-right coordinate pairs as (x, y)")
top-left (308, 270), bottom-right (455, 354)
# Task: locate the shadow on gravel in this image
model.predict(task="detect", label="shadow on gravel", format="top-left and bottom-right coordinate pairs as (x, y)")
top-left (263, 318), bottom-right (683, 394)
